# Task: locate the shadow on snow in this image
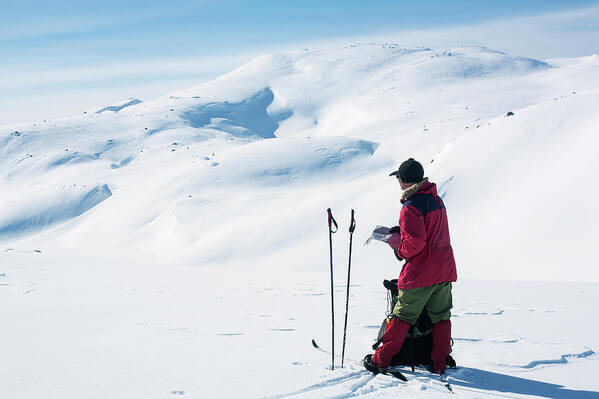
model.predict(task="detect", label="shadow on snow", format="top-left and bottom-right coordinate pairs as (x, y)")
top-left (449, 367), bottom-right (599, 398)
top-left (181, 87), bottom-right (293, 139)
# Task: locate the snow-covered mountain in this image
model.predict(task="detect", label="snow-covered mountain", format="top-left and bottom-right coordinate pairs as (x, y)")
top-left (1, 44), bottom-right (598, 398)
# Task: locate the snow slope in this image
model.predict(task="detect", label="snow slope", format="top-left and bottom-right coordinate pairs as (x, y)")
top-left (1, 45), bottom-right (598, 398)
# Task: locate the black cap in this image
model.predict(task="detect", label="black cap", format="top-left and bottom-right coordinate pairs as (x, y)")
top-left (389, 158), bottom-right (424, 183)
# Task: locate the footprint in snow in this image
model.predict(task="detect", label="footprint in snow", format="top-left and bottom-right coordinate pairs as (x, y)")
top-left (292, 361), bottom-right (309, 366)
top-left (362, 325), bottom-right (381, 329)
top-left (463, 309), bottom-right (504, 315)
top-left (455, 309), bottom-right (504, 317)
top-left (454, 337), bottom-right (520, 344)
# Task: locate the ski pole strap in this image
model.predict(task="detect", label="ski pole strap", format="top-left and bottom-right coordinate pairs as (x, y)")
top-left (409, 336), bottom-right (415, 372)
top-left (327, 208), bottom-right (338, 233)
top-left (372, 336), bottom-right (383, 350)
top-left (349, 209), bottom-right (356, 233)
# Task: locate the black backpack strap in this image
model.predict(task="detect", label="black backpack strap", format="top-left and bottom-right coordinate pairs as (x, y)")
top-left (372, 314), bottom-right (396, 350)
top-left (372, 336), bottom-right (384, 350)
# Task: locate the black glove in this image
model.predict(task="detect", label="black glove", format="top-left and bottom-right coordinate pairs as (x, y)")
top-left (393, 247), bottom-right (404, 261)
top-left (389, 225), bottom-right (401, 234)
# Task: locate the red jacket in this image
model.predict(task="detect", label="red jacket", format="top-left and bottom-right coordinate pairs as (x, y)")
top-left (388, 179), bottom-right (457, 289)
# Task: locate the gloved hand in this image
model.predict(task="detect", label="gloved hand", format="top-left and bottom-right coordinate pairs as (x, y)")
top-left (393, 248), bottom-right (404, 261)
top-left (387, 226), bottom-right (403, 260)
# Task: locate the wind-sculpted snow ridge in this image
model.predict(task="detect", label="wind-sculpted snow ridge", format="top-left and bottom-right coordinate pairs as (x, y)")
top-left (95, 98), bottom-right (142, 113)
top-left (180, 87), bottom-right (293, 139)
top-left (48, 151), bottom-right (100, 167)
top-left (425, 46), bottom-right (549, 78)
top-left (0, 184), bottom-right (112, 241)
top-left (378, 45), bottom-right (550, 85)
top-left (204, 136), bottom-right (379, 186)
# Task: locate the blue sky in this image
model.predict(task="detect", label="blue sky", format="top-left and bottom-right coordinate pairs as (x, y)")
top-left (2, 0), bottom-right (599, 125)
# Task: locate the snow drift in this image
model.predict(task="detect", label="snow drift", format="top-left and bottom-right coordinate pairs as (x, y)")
top-left (1, 44), bottom-right (595, 281)
top-left (0, 184), bottom-right (112, 240)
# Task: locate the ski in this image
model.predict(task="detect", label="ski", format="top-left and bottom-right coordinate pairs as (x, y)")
top-left (311, 339), bottom-right (407, 382)
top-left (312, 339), bottom-right (456, 392)
top-left (410, 364), bottom-right (455, 393)
top-left (440, 374), bottom-right (455, 394)
top-left (379, 366), bottom-right (409, 381)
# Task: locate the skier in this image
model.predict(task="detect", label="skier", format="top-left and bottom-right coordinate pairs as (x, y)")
top-left (364, 158), bottom-right (457, 375)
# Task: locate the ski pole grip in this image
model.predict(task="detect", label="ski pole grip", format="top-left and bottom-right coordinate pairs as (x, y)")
top-left (327, 208), bottom-right (338, 233)
top-left (349, 209), bottom-right (356, 233)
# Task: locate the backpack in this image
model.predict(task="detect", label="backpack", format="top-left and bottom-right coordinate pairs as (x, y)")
top-left (372, 279), bottom-right (456, 371)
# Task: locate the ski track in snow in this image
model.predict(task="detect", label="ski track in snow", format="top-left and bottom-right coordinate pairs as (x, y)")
top-left (263, 370), bottom-right (369, 398)
top-left (262, 370), bottom-right (406, 399)
top-left (267, 367), bottom-right (457, 399)
top-left (507, 348), bottom-right (597, 370)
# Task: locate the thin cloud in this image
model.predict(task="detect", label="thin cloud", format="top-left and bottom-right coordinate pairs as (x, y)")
top-left (0, 54), bottom-right (254, 91)
top-left (344, 4), bottom-right (599, 58)
top-left (0, 76), bottom-right (214, 128)
top-left (0, 4), bottom-right (203, 41)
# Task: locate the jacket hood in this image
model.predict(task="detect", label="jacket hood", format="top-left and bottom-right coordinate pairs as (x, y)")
top-left (401, 178), bottom-right (437, 202)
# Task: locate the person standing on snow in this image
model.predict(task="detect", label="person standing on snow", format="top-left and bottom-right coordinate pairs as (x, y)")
top-left (364, 158), bottom-right (457, 375)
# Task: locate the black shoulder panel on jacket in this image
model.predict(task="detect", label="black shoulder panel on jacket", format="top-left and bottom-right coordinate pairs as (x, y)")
top-left (403, 194), bottom-right (445, 217)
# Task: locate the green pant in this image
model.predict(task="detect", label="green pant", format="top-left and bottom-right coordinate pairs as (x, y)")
top-left (392, 282), bottom-right (453, 324)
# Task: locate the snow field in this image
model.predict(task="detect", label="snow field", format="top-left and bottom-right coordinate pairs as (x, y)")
top-left (2, 43), bottom-right (599, 397)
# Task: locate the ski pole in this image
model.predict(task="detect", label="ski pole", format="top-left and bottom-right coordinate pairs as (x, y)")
top-left (341, 209), bottom-right (356, 368)
top-left (327, 208), bottom-right (338, 370)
